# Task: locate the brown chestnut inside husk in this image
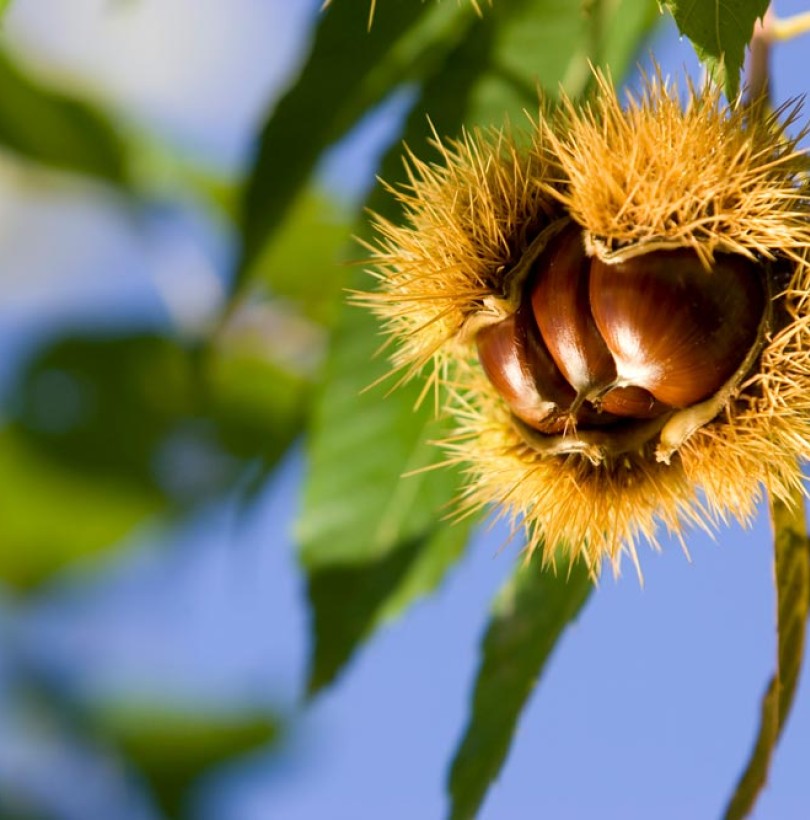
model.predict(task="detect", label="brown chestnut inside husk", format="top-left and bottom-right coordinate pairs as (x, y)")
top-left (475, 223), bottom-right (766, 448)
top-left (530, 224), bottom-right (617, 401)
top-left (589, 249), bottom-right (765, 408)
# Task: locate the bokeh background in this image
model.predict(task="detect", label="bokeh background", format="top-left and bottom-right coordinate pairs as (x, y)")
top-left (0, 1), bottom-right (808, 818)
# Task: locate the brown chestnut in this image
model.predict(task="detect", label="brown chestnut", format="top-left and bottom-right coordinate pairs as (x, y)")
top-left (477, 302), bottom-right (623, 434)
top-left (599, 385), bottom-right (670, 419)
top-left (477, 224), bottom-right (763, 444)
top-left (530, 224), bottom-right (617, 401)
top-left (589, 250), bottom-right (765, 408)
top-left (476, 304), bottom-right (574, 432)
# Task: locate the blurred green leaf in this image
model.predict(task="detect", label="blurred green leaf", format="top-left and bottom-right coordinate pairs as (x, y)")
top-left (458, 0), bottom-right (660, 127)
top-left (11, 331), bottom-right (309, 507)
top-left (448, 552), bottom-right (593, 820)
top-left (238, 0), bottom-right (475, 289)
top-left (601, 0), bottom-right (663, 78)
top-left (0, 431), bottom-right (159, 590)
top-left (12, 334), bottom-right (197, 495)
top-left (724, 487), bottom-right (810, 820)
top-left (126, 130), bottom-right (240, 222)
top-left (203, 295), bottom-right (319, 502)
top-left (97, 704), bottom-right (278, 820)
top-left (0, 49), bottom-right (127, 182)
top-left (245, 189), bottom-right (354, 326)
top-left (205, 332), bottom-right (311, 465)
top-left (0, 799), bottom-right (50, 820)
top-left (662, 0), bottom-right (768, 100)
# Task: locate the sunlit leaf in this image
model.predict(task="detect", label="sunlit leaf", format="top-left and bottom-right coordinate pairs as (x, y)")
top-left (244, 190), bottom-right (354, 327)
top-left (297, 311), bottom-right (463, 571)
top-left (238, 0), bottom-right (472, 286)
top-left (300, 0), bottom-right (660, 698)
top-left (205, 335), bottom-right (311, 466)
top-left (723, 486), bottom-right (810, 820)
top-left (662, 0), bottom-right (769, 100)
top-left (0, 49), bottom-right (127, 182)
top-left (448, 551), bottom-right (593, 820)
top-left (299, 15), bottom-right (501, 694)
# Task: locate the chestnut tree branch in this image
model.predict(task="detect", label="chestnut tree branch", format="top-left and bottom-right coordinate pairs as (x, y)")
top-left (771, 10), bottom-right (810, 41)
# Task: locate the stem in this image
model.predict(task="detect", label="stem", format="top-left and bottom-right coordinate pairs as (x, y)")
top-left (771, 10), bottom-right (810, 41)
top-left (748, 7), bottom-right (810, 103)
top-left (746, 6), bottom-right (773, 105)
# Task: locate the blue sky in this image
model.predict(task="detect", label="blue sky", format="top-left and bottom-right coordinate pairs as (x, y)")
top-left (0, 1), bottom-right (809, 819)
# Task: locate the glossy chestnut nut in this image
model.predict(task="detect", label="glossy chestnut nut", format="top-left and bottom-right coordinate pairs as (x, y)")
top-left (475, 223), bottom-right (764, 442)
top-left (530, 224), bottom-right (617, 401)
top-left (589, 250), bottom-right (765, 408)
top-left (599, 385), bottom-right (669, 419)
top-left (476, 305), bottom-right (573, 432)
top-left (477, 302), bottom-right (621, 434)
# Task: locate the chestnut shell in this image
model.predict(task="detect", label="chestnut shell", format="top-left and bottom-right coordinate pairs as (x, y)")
top-left (530, 224), bottom-right (617, 398)
top-left (589, 250), bottom-right (765, 408)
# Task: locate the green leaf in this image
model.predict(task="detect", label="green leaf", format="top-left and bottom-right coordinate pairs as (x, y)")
top-left (0, 49), bottom-right (127, 182)
top-left (461, 0), bottom-right (660, 126)
top-left (299, 0), bottom-right (660, 697)
top-left (600, 0), bottom-right (663, 78)
top-left (0, 431), bottom-right (160, 590)
top-left (307, 522), bottom-right (472, 694)
top-left (0, 321), bottom-right (311, 590)
top-left (207, 355), bottom-right (307, 461)
top-left (448, 552), bottom-right (593, 820)
top-left (202, 296), bottom-right (316, 502)
top-left (238, 0), bottom-right (472, 286)
top-left (297, 308), bottom-right (464, 570)
top-left (299, 17), bottom-right (501, 694)
top-left (12, 330), bottom-right (309, 516)
top-left (0, 796), bottom-right (50, 820)
top-left (244, 189), bottom-right (354, 327)
top-left (11, 334), bottom-right (195, 495)
top-left (96, 704), bottom-right (278, 820)
top-left (723, 486), bottom-right (810, 820)
top-left (662, 0), bottom-right (769, 100)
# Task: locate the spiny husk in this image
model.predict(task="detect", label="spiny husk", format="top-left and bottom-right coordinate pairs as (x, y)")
top-left (442, 356), bottom-right (805, 577)
top-left (360, 121), bottom-right (565, 380)
top-left (546, 71), bottom-right (810, 267)
top-left (364, 68), bottom-right (810, 576)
